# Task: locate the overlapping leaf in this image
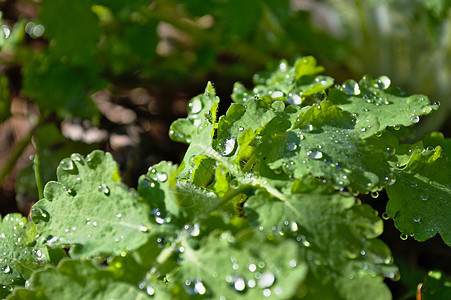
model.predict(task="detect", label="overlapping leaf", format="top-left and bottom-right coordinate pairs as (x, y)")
top-left (232, 57), bottom-right (333, 106)
top-left (386, 134), bottom-right (451, 245)
top-left (167, 228), bottom-right (307, 299)
top-left (8, 259), bottom-right (151, 299)
top-left (0, 214), bottom-right (46, 298)
top-left (245, 180), bottom-right (396, 299)
top-left (31, 151), bottom-right (155, 259)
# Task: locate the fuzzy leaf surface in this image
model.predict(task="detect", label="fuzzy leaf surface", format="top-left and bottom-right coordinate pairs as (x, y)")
top-left (31, 151), bottom-right (155, 259)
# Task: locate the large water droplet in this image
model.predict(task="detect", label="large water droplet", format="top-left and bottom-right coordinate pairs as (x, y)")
top-left (30, 207), bottom-right (50, 223)
top-left (156, 173), bottom-right (167, 182)
top-left (218, 138), bottom-right (236, 156)
top-left (285, 142), bottom-right (298, 151)
top-left (307, 150), bottom-right (323, 160)
top-left (271, 91), bottom-right (284, 99)
top-left (188, 98), bottom-right (203, 114)
top-left (233, 277), bottom-right (246, 292)
top-left (258, 272), bottom-right (275, 288)
top-left (410, 115), bottom-right (420, 123)
top-left (60, 159), bottom-right (74, 171)
top-left (342, 80), bottom-right (360, 95)
top-left (376, 76), bottom-right (391, 89)
top-left (2, 266), bottom-right (11, 274)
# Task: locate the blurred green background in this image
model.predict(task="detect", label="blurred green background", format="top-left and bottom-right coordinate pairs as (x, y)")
top-left (0, 0), bottom-right (450, 298)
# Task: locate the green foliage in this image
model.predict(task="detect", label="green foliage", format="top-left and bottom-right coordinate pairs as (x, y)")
top-left (2, 59), bottom-right (448, 299)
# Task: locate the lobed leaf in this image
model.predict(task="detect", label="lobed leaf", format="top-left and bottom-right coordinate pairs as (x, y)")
top-left (31, 151), bottom-right (155, 259)
top-left (386, 134), bottom-right (451, 245)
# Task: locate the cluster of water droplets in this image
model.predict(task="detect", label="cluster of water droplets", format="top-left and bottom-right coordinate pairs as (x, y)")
top-left (147, 167), bottom-right (168, 183)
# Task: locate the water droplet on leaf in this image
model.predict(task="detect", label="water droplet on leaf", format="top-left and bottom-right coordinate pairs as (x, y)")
top-left (258, 272), bottom-right (275, 288)
top-left (376, 76), bottom-right (391, 89)
top-left (400, 234), bottom-right (408, 240)
top-left (410, 115), bottom-right (420, 123)
top-left (217, 138), bottom-right (236, 156)
top-left (98, 184), bottom-right (110, 196)
top-left (60, 159), bottom-right (74, 171)
top-left (342, 80), bottom-right (360, 95)
top-left (188, 98), bottom-right (203, 114)
top-left (285, 142), bottom-right (298, 151)
top-left (307, 150), bottom-right (323, 159)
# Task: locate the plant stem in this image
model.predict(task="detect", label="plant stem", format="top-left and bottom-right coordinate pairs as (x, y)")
top-left (33, 154), bottom-right (44, 199)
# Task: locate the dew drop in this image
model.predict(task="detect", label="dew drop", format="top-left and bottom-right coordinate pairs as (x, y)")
top-left (233, 277), bottom-right (246, 291)
top-left (70, 153), bottom-right (82, 162)
top-left (2, 266), bottom-right (11, 274)
top-left (218, 138), bottom-right (236, 156)
top-left (258, 272), bottom-right (275, 288)
top-left (414, 216), bottom-right (421, 223)
top-left (271, 91), bottom-right (284, 99)
top-left (156, 173), bottom-right (168, 182)
top-left (60, 159), bottom-right (74, 171)
top-left (370, 191), bottom-right (379, 198)
top-left (139, 225), bottom-right (149, 232)
top-left (410, 115), bottom-right (420, 123)
top-left (382, 212), bottom-right (389, 220)
top-left (285, 142), bottom-right (298, 151)
top-left (420, 194), bottom-right (428, 201)
top-left (98, 184), bottom-right (110, 196)
top-left (289, 259), bottom-right (297, 268)
top-left (188, 98), bottom-right (203, 114)
top-left (30, 207), bottom-right (50, 223)
top-left (65, 187), bottom-right (76, 196)
top-left (263, 289), bottom-right (271, 297)
top-left (307, 150), bottom-right (323, 160)
top-left (400, 234), bottom-right (408, 241)
top-left (376, 76), bottom-right (391, 89)
top-left (342, 79), bottom-right (360, 95)
top-left (248, 279), bottom-right (256, 288)
top-left (249, 264), bottom-right (257, 272)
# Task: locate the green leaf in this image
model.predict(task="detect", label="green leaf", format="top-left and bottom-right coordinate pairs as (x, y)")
top-left (22, 53), bottom-right (103, 119)
top-left (421, 270), bottom-right (451, 300)
top-left (328, 75), bottom-right (438, 136)
top-left (245, 183), bottom-right (397, 299)
top-left (167, 228), bottom-right (307, 299)
top-left (7, 259), bottom-right (151, 299)
top-left (386, 138), bottom-right (451, 245)
top-left (39, 0), bottom-right (101, 65)
top-left (169, 82), bottom-right (219, 144)
top-left (31, 151), bottom-right (155, 259)
top-left (0, 214), bottom-right (46, 297)
top-left (231, 59), bottom-right (333, 106)
top-left (294, 56), bottom-right (325, 80)
top-left (256, 101), bottom-right (393, 193)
